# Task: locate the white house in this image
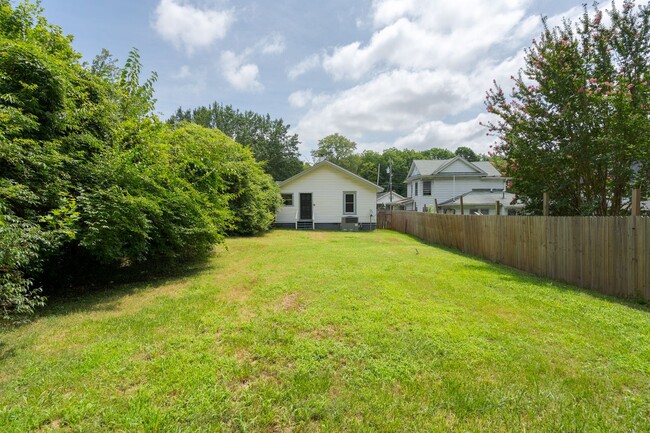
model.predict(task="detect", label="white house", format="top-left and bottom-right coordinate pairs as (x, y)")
top-left (275, 160), bottom-right (383, 230)
top-left (402, 157), bottom-right (518, 215)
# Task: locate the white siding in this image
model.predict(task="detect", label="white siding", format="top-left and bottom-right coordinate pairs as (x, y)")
top-left (407, 177), bottom-right (506, 211)
top-left (276, 165), bottom-right (378, 224)
top-left (432, 177), bottom-right (504, 202)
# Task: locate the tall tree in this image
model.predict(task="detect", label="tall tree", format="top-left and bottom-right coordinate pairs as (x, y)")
top-left (454, 146), bottom-right (479, 161)
top-left (485, 1), bottom-right (649, 215)
top-left (168, 103), bottom-right (303, 181)
top-left (311, 133), bottom-right (359, 169)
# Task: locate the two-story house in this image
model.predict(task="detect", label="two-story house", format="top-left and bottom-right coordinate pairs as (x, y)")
top-left (399, 156), bottom-right (522, 215)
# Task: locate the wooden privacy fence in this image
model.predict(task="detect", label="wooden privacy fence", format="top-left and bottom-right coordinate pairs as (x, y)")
top-left (378, 211), bottom-right (650, 301)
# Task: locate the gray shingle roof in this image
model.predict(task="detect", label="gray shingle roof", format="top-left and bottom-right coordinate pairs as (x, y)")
top-left (412, 159), bottom-right (449, 176)
top-left (411, 158), bottom-right (503, 177)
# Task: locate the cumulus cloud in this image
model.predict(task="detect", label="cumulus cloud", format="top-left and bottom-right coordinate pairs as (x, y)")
top-left (393, 113), bottom-right (496, 152)
top-left (288, 54), bottom-right (321, 80)
top-left (153, 0), bottom-right (233, 55)
top-left (220, 51), bottom-right (262, 92)
top-left (290, 0), bottom-right (584, 156)
top-left (218, 32), bottom-right (286, 91)
top-left (288, 90), bottom-right (315, 108)
top-left (322, 0), bottom-right (537, 81)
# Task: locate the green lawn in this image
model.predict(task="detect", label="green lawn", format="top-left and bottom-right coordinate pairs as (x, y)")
top-left (1, 230), bottom-right (649, 432)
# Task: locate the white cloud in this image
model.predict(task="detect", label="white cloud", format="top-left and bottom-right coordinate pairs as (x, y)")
top-left (393, 113), bottom-right (496, 152)
top-left (322, 0), bottom-right (536, 81)
top-left (153, 0), bottom-right (233, 55)
top-left (218, 33), bottom-right (286, 91)
top-left (259, 32), bottom-right (286, 55)
top-left (288, 90), bottom-right (314, 108)
top-left (288, 54), bottom-right (321, 80)
top-left (290, 0), bottom-right (574, 156)
top-left (293, 68), bottom-right (478, 147)
top-left (220, 51), bottom-right (262, 92)
top-left (172, 65), bottom-right (191, 79)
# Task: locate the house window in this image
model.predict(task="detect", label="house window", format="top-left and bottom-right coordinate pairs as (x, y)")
top-left (414, 182), bottom-right (418, 196)
top-left (281, 193), bottom-right (293, 206)
top-left (343, 192), bottom-right (356, 214)
top-left (469, 208), bottom-right (489, 215)
top-left (423, 181), bottom-right (431, 196)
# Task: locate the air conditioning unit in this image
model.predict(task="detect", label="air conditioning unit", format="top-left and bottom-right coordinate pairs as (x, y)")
top-left (341, 216), bottom-right (359, 231)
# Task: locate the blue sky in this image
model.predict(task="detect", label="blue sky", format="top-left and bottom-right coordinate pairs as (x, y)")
top-left (39, 0), bottom-right (598, 159)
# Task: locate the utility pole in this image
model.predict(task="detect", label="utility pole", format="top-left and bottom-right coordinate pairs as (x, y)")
top-left (387, 159), bottom-right (393, 202)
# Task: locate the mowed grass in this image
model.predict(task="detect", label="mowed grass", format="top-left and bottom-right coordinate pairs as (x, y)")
top-left (1, 230), bottom-right (649, 432)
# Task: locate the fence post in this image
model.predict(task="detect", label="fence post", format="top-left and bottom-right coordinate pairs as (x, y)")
top-left (496, 200), bottom-right (501, 216)
top-left (460, 196), bottom-right (464, 215)
top-left (631, 188), bottom-right (640, 216)
top-left (543, 192), bottom-right (549, 216)
top-left (434, 199), bottom-right (439, 214)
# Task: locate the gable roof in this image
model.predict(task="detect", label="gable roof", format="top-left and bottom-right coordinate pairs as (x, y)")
top-left (278, 160), bottom-right (384, 192)
top-left (407, 157), bottom-right (503, 180)
top-left (434, 157), bottom-right (486, 175)
top-left (377, 191), bottom-right (405, 201)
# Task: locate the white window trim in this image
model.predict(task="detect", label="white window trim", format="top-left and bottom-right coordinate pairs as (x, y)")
top-left (343, 191), bottom-right (357, 215)
top-left (281, 193), bottom-right (294, 206)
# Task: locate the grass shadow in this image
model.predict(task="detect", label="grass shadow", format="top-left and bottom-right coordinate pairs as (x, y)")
top-left (25, 248), bottom-right (228, 325)
top-left (0, 341), bottom-right (16, 362)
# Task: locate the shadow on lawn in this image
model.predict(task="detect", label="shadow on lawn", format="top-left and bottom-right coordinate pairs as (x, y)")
top-left (0, 341), bottom-right (16, 362)
top-left (34, 249), bottom-right (226, 322)
top-left (399, 231), bottom-right (650, 313)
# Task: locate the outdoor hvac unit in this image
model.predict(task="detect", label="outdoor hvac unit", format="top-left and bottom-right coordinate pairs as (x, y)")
top-left (341, 216), bottom-right (359, 231)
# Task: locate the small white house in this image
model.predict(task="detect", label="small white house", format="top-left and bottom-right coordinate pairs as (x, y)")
top-left (275, 160), bottom-right (383, 230)
top-left (403, 156), bottom-right (514, 214)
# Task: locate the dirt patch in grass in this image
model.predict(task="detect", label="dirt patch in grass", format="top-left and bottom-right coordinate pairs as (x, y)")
top-left (223, 285), bottom-right (252, 303)
top-left (306, 231), bottom-right (330, 241)
top-left (302, 324), bottom-right (343, 341)
top-left (37, 419), bottom-right (66, 433)
top-left (278, 292), bottom-right (304, 312)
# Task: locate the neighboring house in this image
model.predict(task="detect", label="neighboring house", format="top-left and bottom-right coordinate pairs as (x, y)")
top-left (376, 191), bottom-right (405, 209)
top-left (275, 160), bottom-right (383, 230)
top-left (403, 156), bottom-right (518, 215)
top-left (437, 190), bottom-right (524, 215)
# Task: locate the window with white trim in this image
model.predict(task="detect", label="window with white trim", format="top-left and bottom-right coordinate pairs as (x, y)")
top-left (423, 181), bottom-right (431, 196)
top-left (281, 193), bottom-right (293, 206)
top-left (343, 192), bottom-right (356, 214)
top-left (414, 181), bottom-right (418, 196)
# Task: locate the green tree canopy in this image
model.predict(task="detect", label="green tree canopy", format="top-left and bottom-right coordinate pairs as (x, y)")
top-left (454, 146), bottom-right (479, 162)
top-left (311, 133), bottom-right (358, 166)
top-left (1, 1), bottom-right (282, 320)
top-left (485, 1), bottom-right (650, 215)
top-left (169, 103), bottom-right (303, 181)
